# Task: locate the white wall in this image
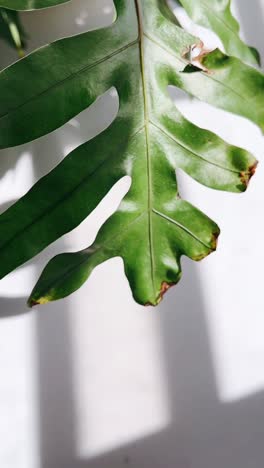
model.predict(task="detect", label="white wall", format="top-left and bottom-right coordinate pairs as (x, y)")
top-left (0, 1), bottom-right (263, 467)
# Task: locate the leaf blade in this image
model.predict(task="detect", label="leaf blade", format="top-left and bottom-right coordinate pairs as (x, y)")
top-left (0, 0), bottom-right (261, 306)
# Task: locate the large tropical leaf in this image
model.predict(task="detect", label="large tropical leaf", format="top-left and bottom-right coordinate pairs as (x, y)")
top-left (0, 0), bottom-right (262, 306)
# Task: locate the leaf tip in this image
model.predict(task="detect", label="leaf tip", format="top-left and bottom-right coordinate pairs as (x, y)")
top-left (158, 281), bottom-right (177, 303)
top-left (27, 295), bottom-right (50, 308)
top-left (240, 160), bottom-right (258, 189)
top-left (211, 228), bottom-right (220, 251)
top-left (27, 298), bottom-right (38, 308)
top-left (144, 281), bottom-right (177, 307)
top-left (18, 48), bottom-right (25, 58)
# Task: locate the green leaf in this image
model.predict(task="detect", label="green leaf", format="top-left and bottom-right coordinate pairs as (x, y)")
top-left (0, 0), bottom-right (262, 307)
top-left (0, 7), bottom-right (26, 56)
top-left (0, 0), bottom-right (69, 10)
top-left (179, 0), bottom-right (260, 65)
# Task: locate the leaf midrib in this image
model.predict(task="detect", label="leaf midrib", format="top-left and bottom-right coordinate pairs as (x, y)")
top-left (134, 1), bottom-right (213, 293)
top-left (135, 0), bottom-right (156, 294)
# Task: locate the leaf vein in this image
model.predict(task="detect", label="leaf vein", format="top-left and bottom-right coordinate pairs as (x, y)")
top-left (153, 208), bottom-right (211, 250)
top-left (150, 120), bottom-right (243, 175)
top-left (0, 36), bottom-right (139, 121)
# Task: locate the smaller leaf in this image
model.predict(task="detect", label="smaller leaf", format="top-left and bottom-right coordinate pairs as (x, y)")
top-left (179, 0), bottom-right (260, 66)
top-left (0, 7), bottom-right (26, 56)
top-left (0, 0), bottom-right (69, 10)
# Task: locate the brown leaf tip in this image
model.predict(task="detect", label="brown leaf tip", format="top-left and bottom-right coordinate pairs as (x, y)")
top-left (240, 160), bottom-right (258, 188)
top-left (250, 161), bottom-right (258, 177)
top-left (211, 230), bottom-right (220, 251)
top-left (28, 299), bottom-right (39, 308)
top-left (158, 281), bottom-right (177, 303)
top-left (144, 281), bottom-right (177, 307)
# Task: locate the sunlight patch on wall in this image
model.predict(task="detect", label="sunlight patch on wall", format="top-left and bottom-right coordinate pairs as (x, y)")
top-left (70, 258), bottom-right (170, 458)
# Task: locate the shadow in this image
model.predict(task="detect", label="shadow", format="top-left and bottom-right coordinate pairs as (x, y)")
top-left (0, 249), bottom-right (207, 468)
top-left (0, 296), bottom-right (29, 318)
top-left (35, 300), bottom-right (76, 468)
top-left (0, 145), bottom-right (30, 182)
top-left (35, 258), bottom-right (264, 468)
top-left (29, 126), bottom-right (74, 468)
top-left (236, 0), bottom-right (264, 60)
top-left (157, 261), bottom-right (264, 468)
top-left (78, 261), bottom-right (216, 468)
top-left (32, 254), bottom-right (216, 468)
top-left (69, 259), bottom-right (264, 468)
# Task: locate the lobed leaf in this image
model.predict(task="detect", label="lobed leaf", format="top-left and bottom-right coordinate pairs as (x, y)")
top-left (0, 0), bottom-right (262, 306)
